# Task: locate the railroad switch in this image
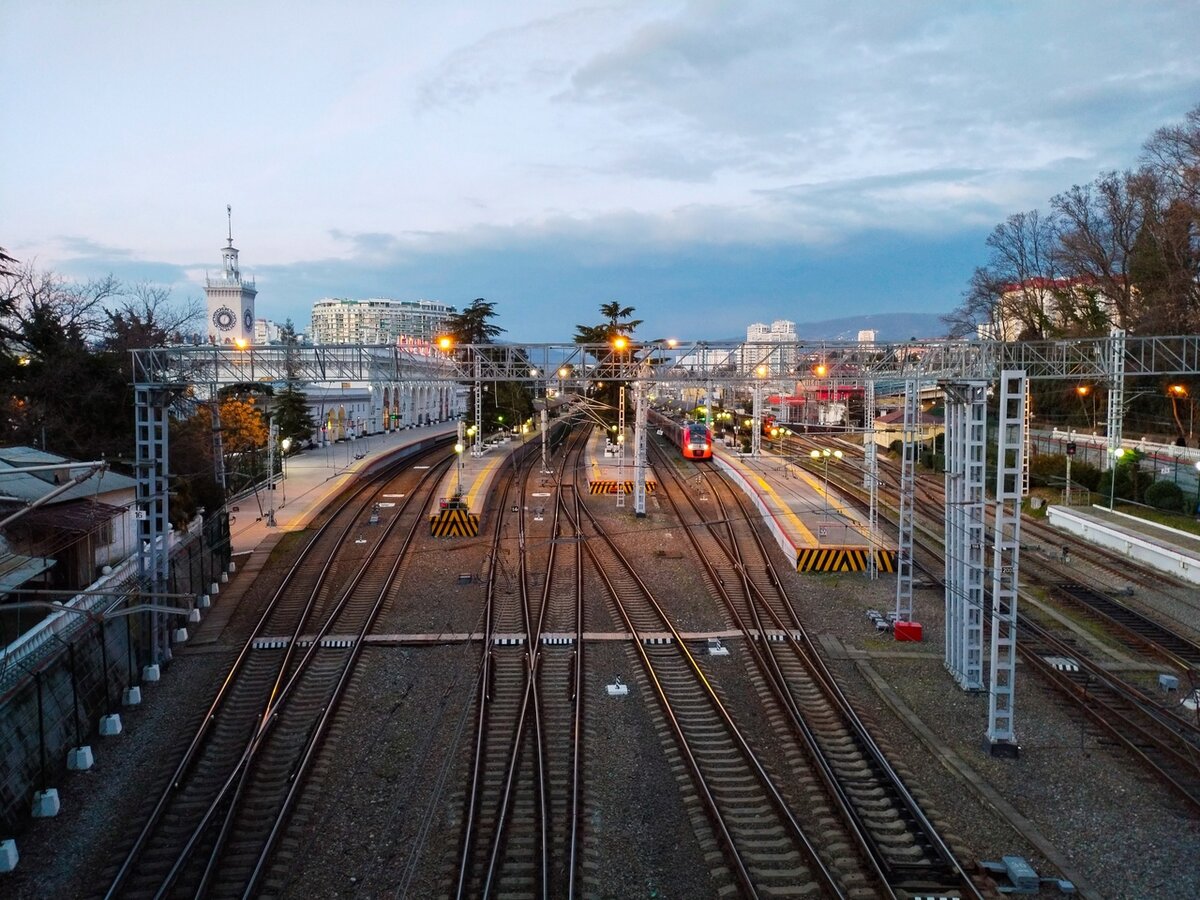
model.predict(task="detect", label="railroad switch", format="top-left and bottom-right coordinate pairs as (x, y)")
top-left (979, 855), bottom-right (1075, 894)
top-left (606, 676), bottom-right (628, 697)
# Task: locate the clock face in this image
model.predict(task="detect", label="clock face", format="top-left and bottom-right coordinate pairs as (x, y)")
top-left (244, 309), bottom-right (254, 329)
top-left (212, 306), bottom-right (237, 331)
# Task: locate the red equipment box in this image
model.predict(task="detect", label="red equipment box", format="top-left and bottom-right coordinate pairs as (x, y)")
top-left (894, 621), bottom-right (923, 642)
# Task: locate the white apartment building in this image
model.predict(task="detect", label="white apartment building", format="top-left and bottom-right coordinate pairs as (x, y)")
top-left (254, 318), bottom-right (282, 344)
top-left (741, 319), bottom-right (797, 374)
top-left (310, 298), bottom-right (455, 345)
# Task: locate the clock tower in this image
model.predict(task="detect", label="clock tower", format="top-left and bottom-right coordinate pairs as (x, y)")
top-left (205, 205), bottom-right (257, 344)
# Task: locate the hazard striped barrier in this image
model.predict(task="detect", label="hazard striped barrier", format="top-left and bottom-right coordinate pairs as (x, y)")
top-left (429, 508), bottom-right (480, 537)
top-left (796, 547), bottom-right (898, 573)
top-left (588, 480), bottom-right (656, 494)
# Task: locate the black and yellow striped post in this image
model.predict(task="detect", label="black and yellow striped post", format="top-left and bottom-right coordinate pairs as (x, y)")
top-left (589, 480), bottom-right (656, 494)
top-left (796, 547), bottom-right (870, 573)
top-left (429, 507), bottom-right (480, 537)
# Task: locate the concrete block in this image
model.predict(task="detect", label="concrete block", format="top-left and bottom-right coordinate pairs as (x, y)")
top-left (707, 638), bottom-right (729, 657)
top-left (228, 560), bottom-right (237, 574)
top-left (220, 572), bottom-right (229, 584)
top-left (0, 839), bottom-right (17, 872)
top-left (161, 646), bottom-right (173, 662)
top-left (31, 788), bottom-right (60, 818)
top-left (606, 677), bottom-right (628, 697)
top-left (99, 713), bottom-right (123, 736)
top-left (173, 627), bottom-right (189, 644)
top-left (198, 594), bottom-right (211, 608)
top-left (209, 582), bottom-right (219, 595)
top-left (142, 663), bottom-right (160, 682)
top-left (122, 686), bottom-right (142, 706)
top-left (188, 607), bottom-right (201, 623)
top-left (67, 746), bottom-right (94, 771)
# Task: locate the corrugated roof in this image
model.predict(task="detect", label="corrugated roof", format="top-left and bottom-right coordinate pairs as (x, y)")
top-left (6, 500), bottom-right (126, 535)
top-left (0, 446), bottom-right (136, 503)
top-left (875, 409), bottom-right (944, 426)
top-left (0, 553), bottom-right (55, 594)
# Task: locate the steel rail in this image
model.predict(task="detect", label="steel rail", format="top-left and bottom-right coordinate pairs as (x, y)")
top-left (569, 485), bottom-right (844, 899)
top-left (163, 457), bottom-right (453, 897)
top-left (103, 446), bottom-right (446, 898)
top-left (687, 447), bottom-right (982, 898)
top-left (241, 454), bottom-right (456, 896)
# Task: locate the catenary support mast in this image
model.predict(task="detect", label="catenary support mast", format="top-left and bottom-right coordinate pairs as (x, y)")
top-left (986, 370), bottom-right (1028, 756)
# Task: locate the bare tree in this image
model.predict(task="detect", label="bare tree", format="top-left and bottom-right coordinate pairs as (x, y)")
top-left (0, 261), bottom-right (119, 350)
top-left (101, 281), bottom-right (203, 350)
top-left (1137, 104), bottom-right (1200, 334)
top-left (942, 266), bottom-right (1005, 338)
top-left (1051, 170), bottom-right (1145, 331)
top-left (978, 210), bottom-right (1061, 339)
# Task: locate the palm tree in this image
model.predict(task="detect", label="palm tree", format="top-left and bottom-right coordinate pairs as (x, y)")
top-left (443, 298), bottom-right (505, 345)
top-left (573, 301), bottom-right (642, 344)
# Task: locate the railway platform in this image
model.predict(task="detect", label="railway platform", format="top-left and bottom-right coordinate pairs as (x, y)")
top-left (707, 440), bottom-right (889, 574)
top-left (1046, 503), bottom-right (1200, 586)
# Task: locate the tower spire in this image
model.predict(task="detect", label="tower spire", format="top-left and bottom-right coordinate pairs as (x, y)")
top-left (226, 204), bottom-right (233, 247)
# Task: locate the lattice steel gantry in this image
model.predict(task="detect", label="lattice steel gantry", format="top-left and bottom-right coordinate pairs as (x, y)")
top-left (986, 370), bottom-right (1028, 757)
top-left (941, 380), bottom-right (987, 691)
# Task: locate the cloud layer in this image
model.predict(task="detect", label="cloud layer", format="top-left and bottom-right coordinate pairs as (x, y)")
top-left (2, 1), bottom-right (1198, 340)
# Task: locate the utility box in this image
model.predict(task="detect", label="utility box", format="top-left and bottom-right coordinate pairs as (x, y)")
top-left (894, 621), bottom-right (923, 642)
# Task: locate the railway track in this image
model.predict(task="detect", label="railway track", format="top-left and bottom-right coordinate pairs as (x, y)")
top-left (102, 444), bottom-right (454, 897)
top-left (1049, 581), bottom-right (1200, 674)
top-left (452, 423), bottom-right (583, 898)
top-left (770, 431), bottom-right (1200, 815)
top-left (572, 449), bottom-right (848, 898)
top-left (650, 436), bottom-right (983, 899)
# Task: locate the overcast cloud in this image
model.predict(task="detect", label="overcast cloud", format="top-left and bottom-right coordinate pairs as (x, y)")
top-left (2, 1), bottom-right (1198, 340)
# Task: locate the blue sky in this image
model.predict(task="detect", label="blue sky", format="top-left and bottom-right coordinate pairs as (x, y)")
top-left (3, 1), bottom-right (1198, 342)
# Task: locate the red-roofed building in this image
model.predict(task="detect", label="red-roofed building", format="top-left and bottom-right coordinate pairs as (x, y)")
top-left (980, 276), bottom-right (1118, 340)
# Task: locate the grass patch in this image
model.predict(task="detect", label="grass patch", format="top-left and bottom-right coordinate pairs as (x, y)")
top-left (1117, 505), bottom-right (1200, 537)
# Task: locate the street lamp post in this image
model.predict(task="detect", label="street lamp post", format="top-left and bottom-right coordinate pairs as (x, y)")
top-left (809, 447), bottom-right (843, 518)
top-left (1168, 383), bottom-right (1191, 443)
top-left (1076, 384), bottom-right (1095, 432)
top-left (280, 437), bottom-right (291, 507)
top-left (1109, 447), bottom-right (1126, 510)
top-left (454, 421), bottom-right (465, 499)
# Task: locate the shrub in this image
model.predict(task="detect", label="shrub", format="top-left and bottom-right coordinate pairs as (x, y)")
top-left (1145, 480), bottom-right (1186, 512)
top-left (1029, 454), bottom-right (1065, 487)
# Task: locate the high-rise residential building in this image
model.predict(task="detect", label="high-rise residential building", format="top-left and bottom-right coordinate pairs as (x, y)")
top-left (310, 298), bottom-right (456, 345)
top-left (742, 319), bottom-right (797, 374)
top-left (205, 206), bottom-right (256, 345)
top-left (857, 329), bottom-right (878, 344)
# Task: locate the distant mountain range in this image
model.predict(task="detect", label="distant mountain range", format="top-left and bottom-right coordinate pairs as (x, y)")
top-left (792, 312), bottom-right (949, 342)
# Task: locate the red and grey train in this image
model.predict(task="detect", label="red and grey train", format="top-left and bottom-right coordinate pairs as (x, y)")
top-left (648, 410), bottom-right (714, 459)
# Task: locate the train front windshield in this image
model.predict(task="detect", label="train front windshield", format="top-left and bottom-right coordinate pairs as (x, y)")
top-left (686, 426), bottom-right (710, 445)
